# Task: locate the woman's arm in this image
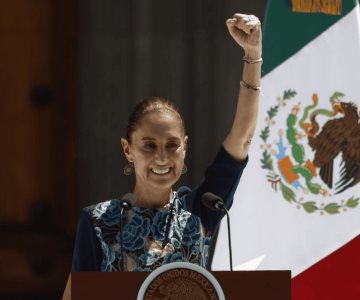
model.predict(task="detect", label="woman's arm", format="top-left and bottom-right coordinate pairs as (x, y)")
top-left (223, 14), bottom-right (262, 161)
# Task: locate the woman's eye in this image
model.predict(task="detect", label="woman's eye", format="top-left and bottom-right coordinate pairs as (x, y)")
top-left (144, 143), bottom-right (156, 150)
top-left (167, 143), bottom-right (179, 150)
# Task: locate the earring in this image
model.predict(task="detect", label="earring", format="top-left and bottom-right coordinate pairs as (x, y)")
top-left (182, 164), bottom-right (188, 175)
top-left (124, 162), bottom-right (134, 175)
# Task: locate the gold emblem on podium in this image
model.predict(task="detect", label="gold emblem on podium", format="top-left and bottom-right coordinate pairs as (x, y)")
top-left (137, 262), bottom-right (225, 300)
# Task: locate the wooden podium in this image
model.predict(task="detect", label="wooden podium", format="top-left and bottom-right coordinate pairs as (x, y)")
top-left (72, 269), bottom-right (291, 299)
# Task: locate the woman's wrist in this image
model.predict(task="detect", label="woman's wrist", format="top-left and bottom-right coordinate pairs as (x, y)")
top-left (243, 48), bottom-right (262, 60)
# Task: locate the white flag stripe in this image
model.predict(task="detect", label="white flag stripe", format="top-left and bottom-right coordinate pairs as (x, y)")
top-left (234, 255), bottom-right (266, 271)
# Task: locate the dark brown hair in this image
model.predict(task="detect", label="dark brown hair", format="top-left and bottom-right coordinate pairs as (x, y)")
top-left (125, 96), bottom-right (185, 143)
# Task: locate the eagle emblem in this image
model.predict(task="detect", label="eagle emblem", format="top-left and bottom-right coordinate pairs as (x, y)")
top-left (260, 90), bottom-right (360, 215)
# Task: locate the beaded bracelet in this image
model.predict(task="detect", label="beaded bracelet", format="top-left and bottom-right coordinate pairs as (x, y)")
top-left (240, 80), bottom-right (261, 91)
top-left (242, 57), bottom-right (263, 64)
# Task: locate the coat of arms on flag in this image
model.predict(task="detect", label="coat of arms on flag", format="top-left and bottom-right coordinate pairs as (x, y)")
top-left (260, 90), bottom-right (360, 215)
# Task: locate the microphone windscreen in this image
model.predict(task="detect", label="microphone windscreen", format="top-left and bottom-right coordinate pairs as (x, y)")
top-left (201, 192), bottom-right (224, 211)
top-left (120, 193), bottom-right (136, 209)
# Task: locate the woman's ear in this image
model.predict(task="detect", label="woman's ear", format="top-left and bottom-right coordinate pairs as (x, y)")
top-left (183, 136), bottom-right (188, 155)
top-left (120, 137), bottom-right (133, 162)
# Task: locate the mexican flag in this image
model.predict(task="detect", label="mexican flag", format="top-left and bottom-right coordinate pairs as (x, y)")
top-left (212, 0), bottom-right (360, 299)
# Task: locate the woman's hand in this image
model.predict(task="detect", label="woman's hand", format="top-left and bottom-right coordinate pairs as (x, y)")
top-left (226, 14), bottom-right (262, 59)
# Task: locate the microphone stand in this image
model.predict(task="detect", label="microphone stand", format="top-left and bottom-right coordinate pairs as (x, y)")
top-left (222, 206), bottom-right (233, 272)
top-left (120, 204), bottom-right (126, 271)
top-left (119, 200), bottom-right (131, 271)
top-left (118, 193), bottom-right (135, 272)
top-left (202, 192), bottom-right (234, 272)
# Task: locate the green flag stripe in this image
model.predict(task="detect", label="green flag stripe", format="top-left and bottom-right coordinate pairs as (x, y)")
top-left (262, 0), bottom-right (358, 77)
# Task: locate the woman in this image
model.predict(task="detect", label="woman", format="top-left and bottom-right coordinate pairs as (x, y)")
top-left (63, 12), bottom-right (261, 297)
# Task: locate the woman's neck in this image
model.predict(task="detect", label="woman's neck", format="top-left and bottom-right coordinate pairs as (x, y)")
top-left (133, 185), bottom-right (172, 208)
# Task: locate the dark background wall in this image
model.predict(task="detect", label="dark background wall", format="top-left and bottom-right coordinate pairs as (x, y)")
top-left (79, 0), bottom-right (267, 208)
top-left (0, 1), bottom-right (266, 299)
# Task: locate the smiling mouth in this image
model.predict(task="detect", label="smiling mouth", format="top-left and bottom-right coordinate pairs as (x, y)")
top-left (151, 167), bottom-right (171, 175)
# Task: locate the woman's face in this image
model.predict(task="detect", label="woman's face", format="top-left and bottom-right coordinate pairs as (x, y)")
top-left (121, 111), bottom-right (187, 192)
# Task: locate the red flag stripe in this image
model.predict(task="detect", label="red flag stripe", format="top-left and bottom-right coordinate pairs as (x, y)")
top-left (292, 234), bottom-right (360, 300)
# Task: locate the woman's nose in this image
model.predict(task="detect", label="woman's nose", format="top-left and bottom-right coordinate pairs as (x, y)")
top-left (155, 147), bottom-right (168, 162)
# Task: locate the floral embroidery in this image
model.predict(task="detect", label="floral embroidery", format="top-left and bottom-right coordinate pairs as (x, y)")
top-left (170, 237), bottom-right (181, 249)
top-left (139, 250), bottom-right (161, 266)
top-left (163, 252), bottom-right (187, 264)
top-left (116, 214), bottom-right (150, 251)
top-left (181, 214), bottom-right (202, 247)
top-left (151, 210), bottom-right (170, 241)
top-left (88, 192), bottom-right (212, 272)
top-left (100, 242), bottom-right (115, 271)
top-left (93, 200), bottom-right (122, 227)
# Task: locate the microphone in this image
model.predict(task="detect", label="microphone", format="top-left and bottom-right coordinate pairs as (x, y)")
top-left (201, 192), bottom-right (224, 211)
top-left (119, 193), bottom-right (136, 210)
top-left (119, 193), bottom-right (136, 271)
top-left (201, 192), bottom-right (233, 271)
